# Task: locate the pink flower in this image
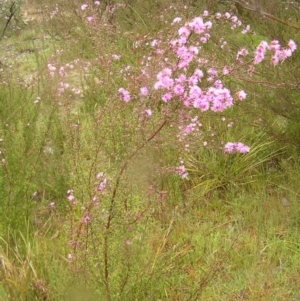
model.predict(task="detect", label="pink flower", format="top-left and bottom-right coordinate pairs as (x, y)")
top-left (82, 216), bottom-right (90, 224)
top-left (140, 87), bottom-right (149, 96)
top-left (173, 84), bottom-right (185, 95)
top-left (231, 15), bottom-right (238, 23)
top-left (254, 41), bottom-right (268, 64)
top-left (224, 142), bottom-right (250, 154)
top-left (178, 26), bottom-right (191, 37)
top-left (224, 142), bottom-right (235, 154)
top-left (225, 12), bottom-right (231, 19)
top-left (118, 88), bottom-right (131, 102)
top-left (223, 66), bottom-right (231, 75)
top-left (236, 48), bottom-right (249, 61)
top-left (235, 142), bottom-right (250, 153)
top-left (236, 90), bottom-right (247, 100)
top-left (183, 123), bottom-right (196, 135)
top-left (151, 39), bottom-right (159, 47)
top-left (241, 25), bottom-right (250, 34)
top-left (96, 172), bottom-right (105, 179)
top-left (172, 17), bottom-right (182, 24)
top-left (288, 39), bottom-right (297, 52)
top-left (271, 55), bottom-right (279, 65)
top-left (189, 17), bottom-right (206, 34)
top-left (162, 92), bottom-right (173, 102)
top-left (94, 1), bottom-right (100, 5)
top-left (67, 194), bottom-right (75, 201)
top-left (177, 164), bottom-right (188, 179)
top-left (81, 4), bottom-right (88, 10)
top-left (87, 16), bottom-right (94, 22)
top-left (145, 109), bottom-right (152, 116)
top-left (96, 178), bottom-right (107, 192)
top-left (59, 66), bottom-right (66, 77)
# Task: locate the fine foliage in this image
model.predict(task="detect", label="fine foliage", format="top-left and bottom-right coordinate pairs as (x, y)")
top-left (0, 0), bottom-right (300, 300)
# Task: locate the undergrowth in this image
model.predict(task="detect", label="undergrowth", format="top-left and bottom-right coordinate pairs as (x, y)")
top-left (0, 0), bottom-right (300, 300)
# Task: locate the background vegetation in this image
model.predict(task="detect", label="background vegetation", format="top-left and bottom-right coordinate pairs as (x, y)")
top-left (0, 0), bottom-right (300, 300)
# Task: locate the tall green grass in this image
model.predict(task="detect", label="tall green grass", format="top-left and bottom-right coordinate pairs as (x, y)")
top-left (0, 0), bottom-right (300, 300)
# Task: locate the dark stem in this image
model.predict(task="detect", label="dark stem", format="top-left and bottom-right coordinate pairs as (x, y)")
top-left (0, 1), bottom-right (16, 41)
top-left (103, 116), bottom-right (169, 300)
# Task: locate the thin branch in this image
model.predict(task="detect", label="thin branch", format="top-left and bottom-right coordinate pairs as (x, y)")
top-left (0, 1), bottom-right (17, 41)
top-left (233, 0), bottom-right (300, 30)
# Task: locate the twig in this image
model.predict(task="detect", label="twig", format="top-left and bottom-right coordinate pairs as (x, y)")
top-left (233, 0), bottom-right (300, 30)
top-left (0, 1), bottom-right (17, 41)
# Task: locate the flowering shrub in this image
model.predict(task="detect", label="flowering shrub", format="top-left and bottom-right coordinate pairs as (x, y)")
top-left (114, 11), bottom-right (296, 178)
top-left (1, 1), bottom-right (299, 300)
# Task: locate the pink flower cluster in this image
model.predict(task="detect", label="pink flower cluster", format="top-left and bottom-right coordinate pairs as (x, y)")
top-left (115, 12), bottom-right (296, 179)
top-left (224, 142), bottom-right (250, 154)
top-left (151, 16), bottom-right (240, 113)
top-left (81, 2), bottom-right (100, 22)
top-left (254, 39), bottom-right (297, 65)
top-left (154, 67), bottom-right (234, 112)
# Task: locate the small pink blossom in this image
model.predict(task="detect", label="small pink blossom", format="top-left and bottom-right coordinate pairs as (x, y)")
top-left (288, 39), bottom-right (297, 52)
top-left (87, 16), bottom-right (94, 22)
top-left (118, 88), bottom-right (131, 102)
top-left (81, 4), bottom-right (88, 10)
top-left (225, 12), bottom-right (231, 19)
top-left (140, 86), bottom-right (149, 96)
top-left (59, 66), bottom-right (66, 77)
top-left (96, 177), bottom-right (107, 192)
top-left (151, 39), bottom-right (159, 47)
top-left (173, 84), bottom-right (184, 95)
top-left (188, 17), bottom-right (206, 35)
top-left (177, 164), bottom-right (188, 179)
top-left (236, 90), bottom-right (247, 100)
top-left (223, 66), bottom-right (231, 75)
top-left (235, 142), bottom-right (250, 153)
top-left (172, 17), bottom-right (182, 24)
top-left (237, 48), bottom-right (249, 61)
top-left (241, 25), bottom-right (250, 34)
top-left (67, 194), bottom-right (75, 202)
top-left (145, 109), bottom-right (152, 116)
top-left (178, 26), bottom-right (191, 37)
top-left (224, 142), bottom-right (250, 154)
top-left (97, 172), bottom-right (105, 179)
top-left (231, 15), bottom-right (238, 23)
top-left (94, 1), bottom-right (100, 5)
top-left (162, 92), bottom-right (173, 102)
top-left (254, 41), bottom-right (268, 64)
top-left (82, 216), bottom-right (90, 224)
